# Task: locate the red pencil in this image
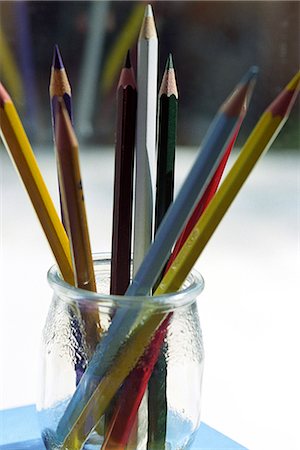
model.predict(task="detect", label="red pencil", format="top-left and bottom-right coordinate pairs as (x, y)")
top-left (102, 69), bottom-right (256, 448)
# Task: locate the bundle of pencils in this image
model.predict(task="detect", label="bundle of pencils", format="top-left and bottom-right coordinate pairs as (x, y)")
top-left (1, 3), bottom-right (299, 450)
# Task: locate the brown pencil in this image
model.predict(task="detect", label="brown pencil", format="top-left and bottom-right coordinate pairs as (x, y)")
top-left (54, 98), bottom-right (101, 349)
top-left (110, 51), bottom-right (137, 295)
top-left (49, 45), bottom-right (73, 229)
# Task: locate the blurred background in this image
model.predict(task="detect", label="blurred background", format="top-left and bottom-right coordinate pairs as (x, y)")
top-left (0, 0), bottom-right (299, 147)
top-left (1, 2), bottom-right (299, 450)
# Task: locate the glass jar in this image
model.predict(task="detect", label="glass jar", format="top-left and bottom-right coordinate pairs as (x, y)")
top-left (37, 254), bottom-right (205, 450)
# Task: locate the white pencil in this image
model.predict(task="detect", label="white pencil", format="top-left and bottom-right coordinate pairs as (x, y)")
top-left (133, 4), bottom-right (158, 274)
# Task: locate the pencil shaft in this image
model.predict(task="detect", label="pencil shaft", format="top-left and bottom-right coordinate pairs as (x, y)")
top-left (54, 100), bottom-right (96, 292)
top-left (154, 94), bottom-right (177, 231)
top-left (49, 45), bottom-right (73, 229)
top-left (57, 68), bottom-right (257, 444)
top-left (76, 0), bottom-right (109, 138)
top-left (147, 55), bottom-right (178, 449)
top-left (0, 85), bottom-right (74, 284)
top-left (110, 66), bottom-right (137, 295)
top-left (133, 5), bottom-right (158, 274)
top-left (59, 72), bottom-right (299, 449)
top-left (54, 100), bottom-right (101, 355)
top-left (101, 3), bottom-right (144, 93)
top-left (157, 72), bottom-right (300, 295)
top-left (167, 120), bottom-right (241, 269)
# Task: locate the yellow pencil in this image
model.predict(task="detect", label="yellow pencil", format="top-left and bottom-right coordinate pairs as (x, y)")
top-left (61, 71), bottom-right (299, 449)
top-left (0, 29), bottom-right (24, 106)
top-left (157, 70), bottom-right (300, 294)
top-left (0, 82), bottom-right (74, 284)
top-left (101, 3), bottom-right (145, 93)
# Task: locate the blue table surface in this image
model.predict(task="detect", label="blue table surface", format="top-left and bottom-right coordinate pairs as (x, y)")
top-left (0, 404), bottom-right (248, 450)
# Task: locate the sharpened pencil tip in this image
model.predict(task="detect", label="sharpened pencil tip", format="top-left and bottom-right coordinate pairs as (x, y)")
top-left (286, 70), bottom-right (300, 92)
top-left (125, 50), bottom-right (131, 69)
top-left (0, 82), bottom-right (11, 106)
top-left (267, 71), bottom-right (300, 117)
top-left (239, 66), bottom-right (259, 86)
top-left (145, 4), bottom-right (153, 17)
top-left (139, 3), bottom-right (157, 40)
top-left (221, 67), bottom-right (258, 117)
top-left (53, 45), bottom-right (64, 70)
top-left (159, 55), bottom-right (178, 98)
top-left (166, 54), bottom-right (174, 70)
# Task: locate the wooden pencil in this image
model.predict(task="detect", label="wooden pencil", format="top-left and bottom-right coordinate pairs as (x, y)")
top-left (0, 82), bottom-right (74, 285)
top-left (57, 67), bottom-right (258, 445)
top-left (60, 71), bottom-right (299, 450)
top-left (110, 51), bottom-right (137, 295)
top-left (54, 98), bottom-right (101, 350)
top-left (49, 45), bottom-right (73, 229)
top-left (133, 4), bottom-right (158, 274)
top-left (101, 3), bottom-right (145, 93)
top-left (0, 29), bottom-right (24, 106)
top-left (166, 73), bottom-right (253, 269)
top-left (107, 51), bottom-right (138, 432)
top-left (49, 44), bottom-right (73, 126)
top-left (154, 54), bottom-right (178, 233)
top-left (76, 1), bottom-right (109, 139)
top-left (148, 53), bottom-right (178, 449)
top-left (98, 66), bottom-right (257, 449)
top-left (158, 70), bottom-right (300, 293)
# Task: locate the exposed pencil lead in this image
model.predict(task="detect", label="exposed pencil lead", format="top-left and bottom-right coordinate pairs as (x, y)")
top-left (221, 67), bottom-right (258, 117)
top-left (238, 65), bottom-right (259, 86)
top-left (0, 82), bottom-right (11, 106)
top-left (166, 54), bottom-right (174, 71)
top-left (268, 70), bottom-right (300, 117)
top-left (53, 44), bottom-right (64, 70)
top-left (145, 4), bottom-right (153, 17)
top-left (139, 3), bottom-right (157, 40)
top-left (286, 70), bottom-right (300, 91)
top-left (159, 55), bottom-right (178, 98)
top-left (125, 50), bottom-right (131, 69)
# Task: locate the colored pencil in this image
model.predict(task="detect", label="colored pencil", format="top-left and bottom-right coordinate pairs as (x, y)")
top-left (154, 54), bottom-right (178, 234)
top-left (148, 53), bottom-right (178, 448)
top-left (49, 45), bottom-right (73, 126)
top-left (157, 70), bottom-right (300, 293)
top-left (76, 1), bottom-right (109, 139)
top-left (49, 45), bottom-right (73, 229)
top-left (0, 82), bottom-right (74, 285)
top-left (133, 4), bottom-right (158, 274)
top-left (54, 99), bottom-right (101, 351)
top-left (60, 71), bottom-right (299, 449)
top-left (99, 65), bottom-right (254, 450)
top-left (56, 67), bottom-right (257, 444)
top-left (110, 51), bottom-right (137, 295)
top-left (0, 29), bottom-right (24, 106)
top-left (15, 1), bottom-right (38, 139)
top-left (166, 86), bottom-right (251, 269)
top-left (101, 3), bottom-right (145, 93)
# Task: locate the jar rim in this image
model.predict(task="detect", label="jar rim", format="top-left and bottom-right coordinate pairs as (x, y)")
top-left (47, 253), bottom-right (204, 310)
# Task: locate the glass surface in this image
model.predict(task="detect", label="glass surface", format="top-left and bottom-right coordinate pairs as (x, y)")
top-left (37, 254), bottom-right (205, 450)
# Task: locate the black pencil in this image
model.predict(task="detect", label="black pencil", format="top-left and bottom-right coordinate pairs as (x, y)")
top-left (110, 51), bottom-right (137, 295)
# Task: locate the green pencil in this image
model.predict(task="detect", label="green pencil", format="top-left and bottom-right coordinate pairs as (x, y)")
top-left (149, 53), bottom-right (178, 449)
